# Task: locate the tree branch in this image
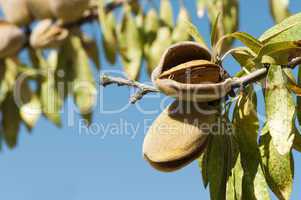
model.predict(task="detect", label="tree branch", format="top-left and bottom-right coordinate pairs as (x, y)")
top-left (287, 57), bottom-right (301, 68)
top-left (100, 74), bottom-right (160, 104)
top-left (231, 68), bottom-right (268, 88)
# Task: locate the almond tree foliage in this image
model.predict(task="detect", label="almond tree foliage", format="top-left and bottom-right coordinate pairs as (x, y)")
top-left (0, 0), bottom-right (301, 199)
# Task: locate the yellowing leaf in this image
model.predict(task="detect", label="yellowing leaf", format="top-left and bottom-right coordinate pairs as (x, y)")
top-left (265, 65), bottom-right (295, 155)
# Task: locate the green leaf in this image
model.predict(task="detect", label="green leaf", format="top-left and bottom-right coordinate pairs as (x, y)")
top-left (30, 50), bottom-right (62, 127)
top-left (292, 125), bottom-right (301, 152)
top-left (205, 116), bottom-right (237, 200)
top-left (211, 13), bottom-right (221, 48)
top-left (185, 20), bottom-right (207, 47)
top-left (118, 6), bottom-right (143, 80)
top-left (1, 93), bottom-right (20, 148)
top-left (259, 131), bottom-right (293, 200)
top-left (207, 0), bottom-right (239, 53)
top-left (269, 0), bottom-right (291, 24)
top-left (1, 96), bottom-right (20, 148)
top-left (0, 59), bottom-right (20, 148)
top-left (171, 6), bottom-right (191, 43)
top-left (146, 27), bottom-right (172, 74)
top-left (233, 86), bottom-right (271, 200)
top-left (297, 67), bottom-right (301, 125)
top-left (198, 149), bottom-right (209, 188)
top-left (220, 32), bottom-right (262, 54)
top-left (144, 9), bottom-right (159, 37)
top-left (19, 80), bottom-right (41, 129)
top-left (259, 12), bottom-right (301, 43)
top-left (254, 41), bottom-right (301, 65)
top-left (160, 0), bottom-right (173, 28)
top-left (55, 40), bottom-right (77, 100)
top-left (0, 59), bottom-right (18, 105)
top-left (98, 0), bottom-right (117, 64)
top-left (206, 134), bottom-right (227, 200)
top-left (231, 47), bottom-right (256, 70)
top-left (69, 36), bottom-right (96, 122)
top-left (81, 34), bottom-right (101, 70)
top-left (265, 65), bottom-right (295, 155)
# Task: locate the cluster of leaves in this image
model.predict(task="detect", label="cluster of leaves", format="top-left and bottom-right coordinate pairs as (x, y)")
top-left (196, 10), bottom-right (301, 200)
top-left (0, 0), bottom-right (239, 149)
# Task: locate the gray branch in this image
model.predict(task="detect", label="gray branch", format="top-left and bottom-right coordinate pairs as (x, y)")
top-left (100, 74), bottom-right (160, 104)
top-left (231, 68), bottom-right (268, 88)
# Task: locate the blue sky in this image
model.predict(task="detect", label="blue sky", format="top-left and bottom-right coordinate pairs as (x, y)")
top-left (0, 0), bottom-right (301, 200)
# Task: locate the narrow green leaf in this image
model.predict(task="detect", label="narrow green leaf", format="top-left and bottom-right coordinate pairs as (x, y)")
top-left (2, 93), bottom-right (20, 148)
top-left (220, 32), bottom-right (262, 54)
top-left (146, 27), bottom-right (172, 74)
top-left (206, 134), bottom-right (227, 200)
top-left (30, 50), bottom-right (62, 127)
top-left (269, 0), bottom-right (291, 24)
top-left (81, 34), bottom-right (101, 70)
top-left (265, 65), bottom-right (295, 155)
top-left (233, 86), bottom-right (271, 200)
top-left (211, 13), bottom-right (221, 48)
top-left (206, 116), bottom-right (237, 200)
top-left (143, 9), bottom-right (160, 75)
top-left (144, 9), bottom-right (159, 36)
top-left (259, 131), bottom-right (293, 200)
top-left (292, 125), bottom-right (301, 152)
top-left (207, 0), bottom-right (239, 53)
top-left (171, 6), bottom-right (191, 43)
top-left (297, 67), bottom-right (301, 125)
top-left (98, 0), bottom-right (117, 64)
top-left (185, 20), bottom-right (207, 47)
top-left (69, 36), bottom-right (96, 122)
top-left (19, 80), bottom-right (41, 129)
top-left (160, 0), bottom-right (173, 28)
top-left (198, 149), bottom-right (209, 188)
top-left (118, 6), bottom-right (143, 80)
top-left (0, 59), bottom-right (18, 105)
